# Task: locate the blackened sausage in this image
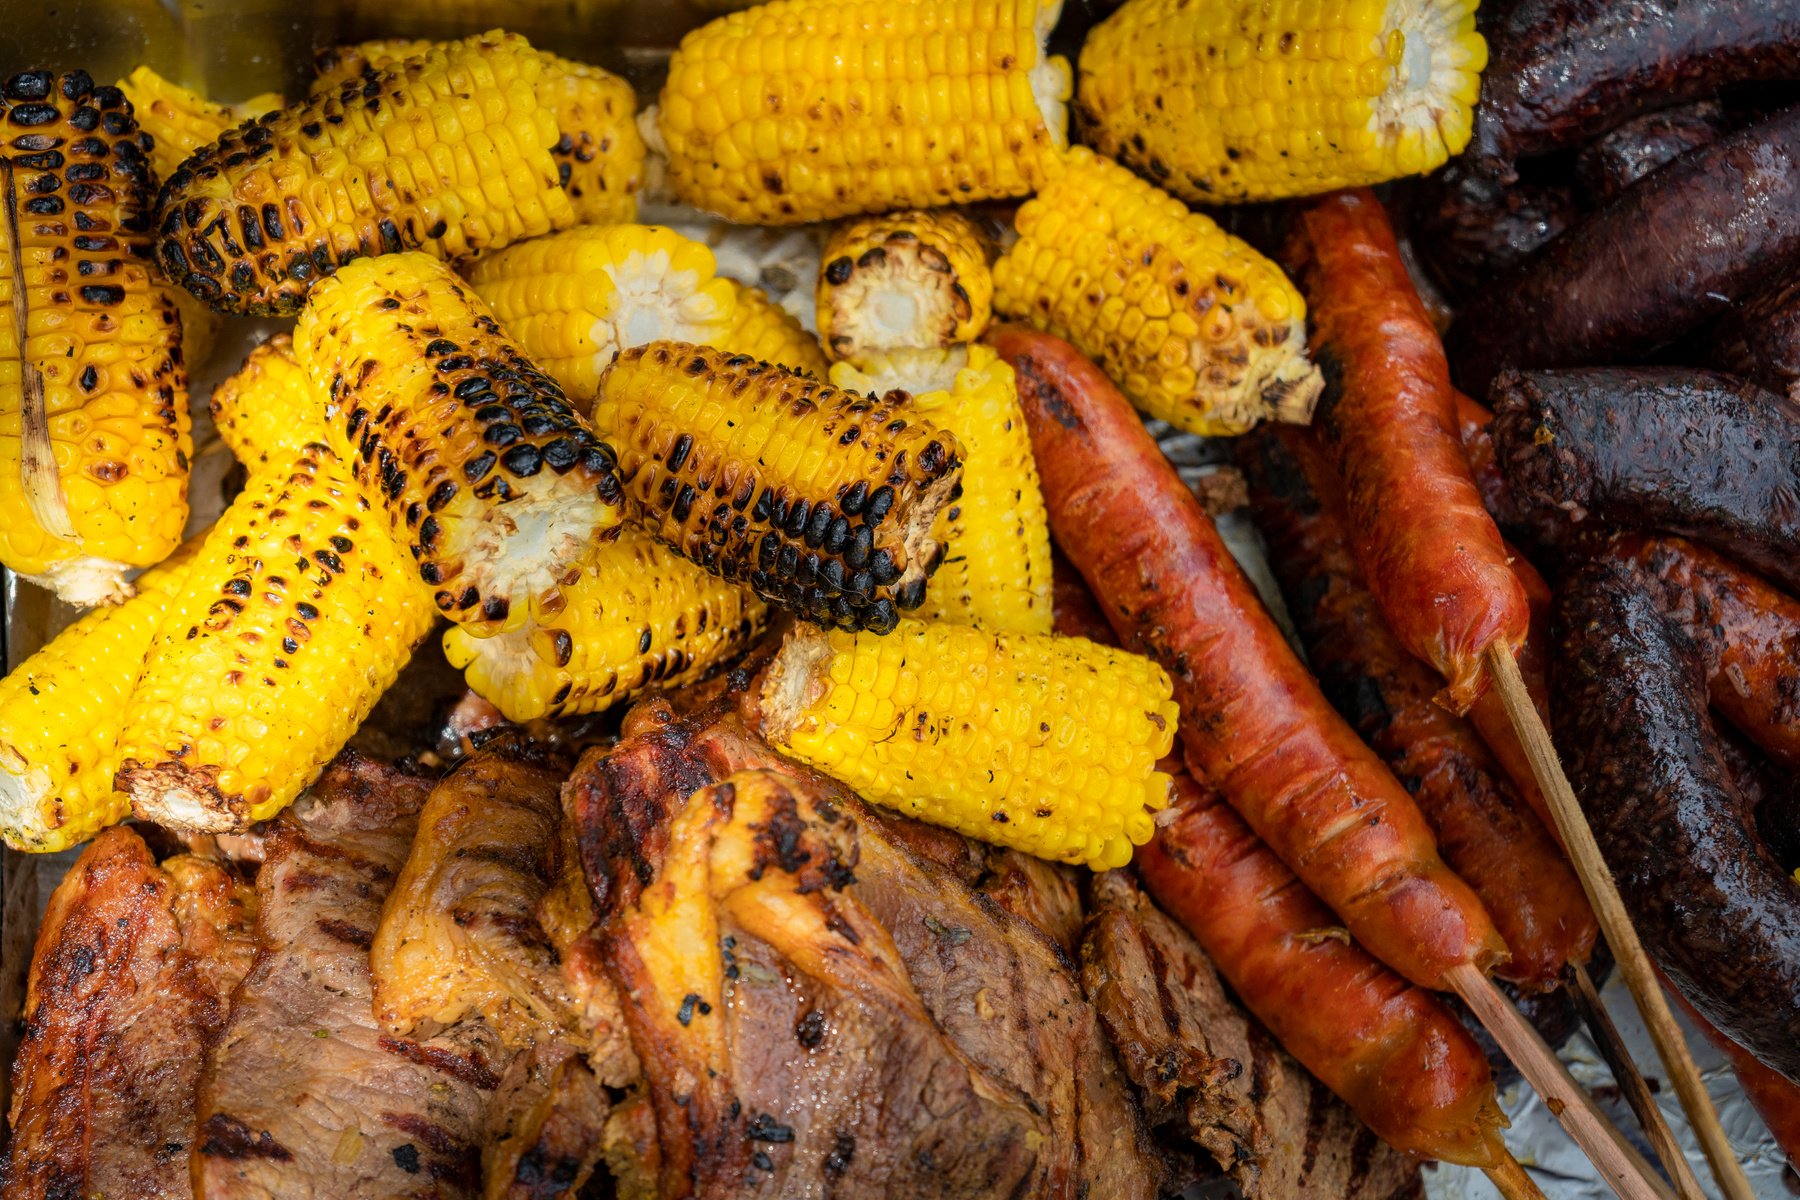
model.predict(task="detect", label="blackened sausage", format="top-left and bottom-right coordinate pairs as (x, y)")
top-left (1713, 277), bottom-right (1800, 402)
top-left (1573, 102), bottom-right (1728, 203)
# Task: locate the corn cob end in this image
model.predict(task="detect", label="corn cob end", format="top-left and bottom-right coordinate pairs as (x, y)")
top-left (818, 210), bottom-right (993, 363)
top-left (18, 559), bottom-right (136, 607)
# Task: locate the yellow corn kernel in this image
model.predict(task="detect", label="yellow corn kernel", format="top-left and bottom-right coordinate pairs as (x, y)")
top-left (831, 346), bottom-right (1050, 634)
top-left (465, 224), bottom-right (739, 405)
top-left (294, 252), bottom-right (625, 637)
top-left (993, 147), bottom-right (1321, 436)
top-left (0, 537), bottom-right (201, 852)
top-left (1077, 0), bottom-right (1486, 203)
top-left (650, 0), bottom-right (1072, 224)
top-left (717, 281), bottom-right (827, 377)
top-left (817, 209), bottom-right (992, 364)
top-left (1, 69), bottom-right (191, 605)
top-left (593, 340), bottom-right (964, 632)
top-left (760, 618), bottom-right (1177, 869)
top-left (155, 30), bottom-right (573, 316)
top-left (445, 528), bottom-right (769, 721)
top-left (209, 334), bottom-right (319, 468)
top-left (115, 441), bottom-right (435, 832)
top-left (115, 66), bottom-right (283, 180)
top-left (312, 39), bottom-right (643, 225)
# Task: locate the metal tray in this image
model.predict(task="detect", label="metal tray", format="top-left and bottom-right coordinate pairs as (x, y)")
top-left (0, 2), bottom-right (1789, 1196)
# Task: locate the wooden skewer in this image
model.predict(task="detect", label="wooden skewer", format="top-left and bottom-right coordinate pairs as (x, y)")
top-left (1569, 962), bottom-right (1707, 1200)
top-left (1451, 963), bottom-right (1674, 1200)
top-left (1486, 646), bottom-right (1754, 1200)
top-left (1485, 1150), bottom-right (1551, 1200)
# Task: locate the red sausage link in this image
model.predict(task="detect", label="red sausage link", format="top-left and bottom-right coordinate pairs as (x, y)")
top-left (1454, 391), bottom-right (1512, 526)
top-left (1138, 766), bottom-right (1506, 1166)
top-left (1665, 975), bottom-right (1800, 1167)
top-left (1239, 427), bottom-right (1597, 992)
top-left (1286, 190), bottom-right (1529, 712)
top-left (990, 324), bottom-right (1506, 990)
top-left (1466, 548), bottom-right (1560, 843)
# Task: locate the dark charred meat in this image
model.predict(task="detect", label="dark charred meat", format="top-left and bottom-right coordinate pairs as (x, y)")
top-left (1412, 162), bottom-right (1578, 299)
top-left (1554, 547), bottom-right (1800, 1084)
top-left (3, 829), bottom-right (256, 1200)
top-left (1574, 102), bottom-right (1728, 202)
top-left (1468, 0), bottom-right (1800, 178)
top-left (1490, 367), bottom-right (1800, 596)
top-left (194, 752), bottom-right (506, 1199)
top-left (1713, 276), bottom-right (1800, 401)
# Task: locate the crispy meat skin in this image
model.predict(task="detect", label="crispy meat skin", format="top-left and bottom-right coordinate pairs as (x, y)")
top-left (3, 830), bottom-right (255, 1200)
top-left (567, 700), bottom-right (1162, 1198)
top-left (195, 752), bottom-right (506, 1199)
top-left (1080, 871), bottom-right (1422, 1200)
top-left (481, 1043), bottom-right (612, 1200)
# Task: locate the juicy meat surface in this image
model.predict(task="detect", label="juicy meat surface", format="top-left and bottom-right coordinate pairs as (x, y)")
top-left (567, 700), bottom-right (1164, 1199)
top-left (482, 1042), bottom-right (613, 1200)
top-left (1081, 871), bottom-right (1423, 1200)
top-left (3, 829), bottom-right (256, 1200)
top-left (194, 752), bottom-right (507, 1200)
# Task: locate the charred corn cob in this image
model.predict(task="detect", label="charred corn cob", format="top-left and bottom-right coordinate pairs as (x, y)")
top-left (115, 440), bottom-right (435, 832)
top-left (594, 341), bottom-right (964, 633)
top-left (993, 147), bottom-right (1321, 436)
top-left (649, 0), bottom-right (1072, 224)
top-left (817, 209), bottom-right (992, 364)
top-left (295, 251), bottom-right (624, 636)
top-left (155, 30), bottom-right (573, 316)
top-left (312, 39), bottom-right (643, 225)
top-left (0, 537), bottom-right (200, 851)
top-left (115, 66), bottom-right (282, 180)
top-left (1077, 0), bottom-right (1486, 203)
top-left (465, 224), bottom-right (739, 404)
top-left (209, 334), bottom-right (319, 467)
top-left (1, 70), bottom-right (191, 605)
top-left (719, 280), bottom-right (827, 376)
top-left (760, 619), bottom-right (1177, 868)
top-left (445, 528), bottom-right (769, 721)
top-left (832, 345), bottom-right (1050, 633)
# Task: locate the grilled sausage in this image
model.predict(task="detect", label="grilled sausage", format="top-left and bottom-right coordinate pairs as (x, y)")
top-left (1412, 163), bottom-right (1578, 299)
top-left (1287, 190), bottom-right (1528, 711)
top-left (1573, 102), bottom-right (1728, 203)
top-left (1452, 107), bottom-right (1800, 392)
top-left (989, 323), bottom-right (1506, 991)
top-left (1238, 427), bottom-right (1595, 992)
top-left (1553, 546), bottom-right (1800, 1083)
top-left (1469, 0), bottom-right (1800, 178)
top-left (1138, 766), bottom-right (1507, 1167)
top-left (1713, 276), bottom-right (1800, 402)
top-left (1490, 366), bottom-right (1800, 597)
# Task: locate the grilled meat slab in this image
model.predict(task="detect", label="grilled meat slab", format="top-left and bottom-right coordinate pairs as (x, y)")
top-left (3, 829), bottom-right (256, 1200)
top-left (195, 752), bottom-right (505, 1200)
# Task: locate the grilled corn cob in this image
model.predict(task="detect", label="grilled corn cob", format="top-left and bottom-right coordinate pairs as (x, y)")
top-left (649, 0), bottom-right (1072, 224)
top-left (312, 39), bottom-right (643, 225)
top-left (116, 440), bottom-right (435, 832)
top-left (993, 147), bottom-right (1321, 436)
top-left (1, 70), bottom-right (191, 605)
top-left (155, 30), bottom-right (573, 316)
top-left (209, 334), bottom-right (317, 467)
top-left (0, 537), bottom-right (200, 852)
top-left (594, 340), bottom-right (963, 632)
top-left (465, 224), bottom-right (740, 404)
top-left (115, 66), bottom-right (282, 180)
top-left (1077, 0), bottom-right (1486, 203)
top-left (294, 251), bottom-right (624, 636)
top-left (719, 280), bottom-right (828, 376)
top-left (760, 619), bottom-right (1177, 868)
top-left (445, 528), bottom-right (769, 721)
top-left (817, 209), bottom-right (992, 364)
top-left (832, 345), bottom-right (1050, 633)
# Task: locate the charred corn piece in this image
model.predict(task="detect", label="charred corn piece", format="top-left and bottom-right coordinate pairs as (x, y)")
top-left (0, 538), bottom-right (200, 851)
top-left (594, 340), bottom-right (963, 633)
top-left (993, 147), bottom-right (1321, 436)
top-left (718, 281), bottom-right (827, 377)
top-left (209, 333), bottom-right (319, 467)
top-left (115, 441), bottom-right (435, 832)
top-left (1077, 0), bottom-right (1485, 204)
top-left (155, 30), bottom-right (573, 316)
top-left (115, 66), bottom-right (283, 180)
top-left (817, 209), bottom-right (992, 364)
top-left (466, 224), bottom-right (739, 404)
top-left (445, 527), bottom-right (769, 721)
top-left (650, 0), bottom-right (1072, 224)
top-left (312, 39), bottom-right (643, 225)
top-left (295, 251), bottom-right (624, 636)
top-left (1, 70), bottom-right (191, 605)
top-left (760, 618), bottom-right (1177, 868)
top-left (832, 346), bottom-right (1050, 633)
